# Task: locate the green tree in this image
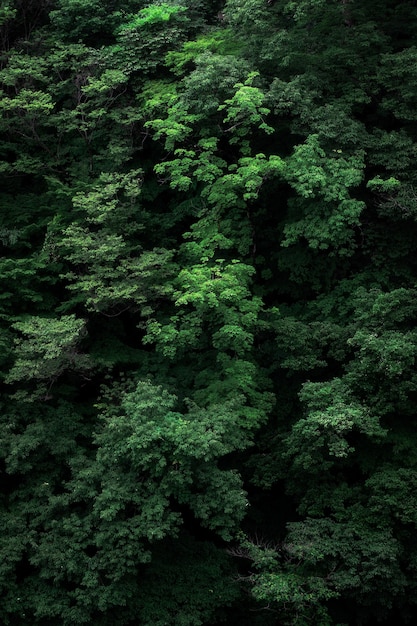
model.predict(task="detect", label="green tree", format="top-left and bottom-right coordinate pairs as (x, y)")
top-left (4, 0), bottom-right (417, 624)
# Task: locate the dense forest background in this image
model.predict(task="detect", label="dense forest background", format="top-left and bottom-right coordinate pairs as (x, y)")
top-left (2, 1), bottom-right (417, 624)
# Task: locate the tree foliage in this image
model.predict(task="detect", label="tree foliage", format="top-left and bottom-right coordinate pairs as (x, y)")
top-left (2, 0), bottom-right (417, 624)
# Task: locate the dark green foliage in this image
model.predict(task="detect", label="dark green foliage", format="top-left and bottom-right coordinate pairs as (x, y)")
top-left (2, 0), bottom-right (417, 624)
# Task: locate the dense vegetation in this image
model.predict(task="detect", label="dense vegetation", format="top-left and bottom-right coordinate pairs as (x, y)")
top-left (2, 1), bottom-right (417, 624)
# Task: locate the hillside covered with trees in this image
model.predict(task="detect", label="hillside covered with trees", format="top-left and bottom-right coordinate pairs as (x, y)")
top-left (2, 1), bottom-right (417, 624)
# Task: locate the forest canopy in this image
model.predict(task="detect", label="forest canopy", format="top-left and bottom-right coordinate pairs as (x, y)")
top-left (2, 1), bottom-right (417, 624)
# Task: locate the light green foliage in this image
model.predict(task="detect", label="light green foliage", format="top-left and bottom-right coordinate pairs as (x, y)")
top-left (56, 171), bottom-right (176, 314)
top-left (118, 4), bottom-right (187, 30)
top-left (282, 135), bottom-right (365, 252)
top-left (0, 88), bottom-right (54, 114)
top-left (145, 254), bottom-right (262, 363)
top-left (219, 72), bottom-right (274, 147)
top-left (285, 136), bottom-right (364, 201)
top-left (6, 315), bottom-right (90, 396)
top-left (181, 51), bottom-right (251, 117)
top-left (113, 3), bottom-right (190, 73)
top-left (205, 152), bottom-right (284, 206)
top-left (166, 28), bottom-right (241, 75)
top-left (156, 145), bottom-right (283, 203)
top-left (154, 137), bottom-right (227, 191)
top-left (79, 68), bottom-right (128, 97)
top-left (145, 56), bottom-right (265, 152)
top-left (366, 175), bottom-right (401, 193)
top-left (145, 94), bottom-right (200, 150)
